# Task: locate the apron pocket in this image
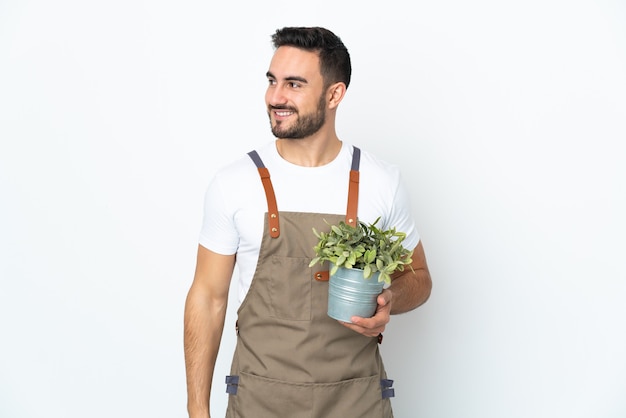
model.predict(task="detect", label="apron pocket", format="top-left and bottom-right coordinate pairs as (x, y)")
top-left (269, 256), bottom-right (312, 321)
top-left (229, 372), bottom-right (312, 418)
top-left (312, 374), bottom-right (386, 418)
top-left (228, 372), bottom-right (386, 418)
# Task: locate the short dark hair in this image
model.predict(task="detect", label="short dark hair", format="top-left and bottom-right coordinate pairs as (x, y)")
top-left (271, 26), bottom-right (352, 90)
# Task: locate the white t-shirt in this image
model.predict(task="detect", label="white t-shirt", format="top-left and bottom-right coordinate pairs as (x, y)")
top-left (199, 140), bottom-right (420, 304)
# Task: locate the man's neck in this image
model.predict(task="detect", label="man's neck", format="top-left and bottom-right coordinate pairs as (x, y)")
top-left (275, 136), bottom-right (342, 167)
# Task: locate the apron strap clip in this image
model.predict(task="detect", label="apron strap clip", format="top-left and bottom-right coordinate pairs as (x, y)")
top-left (381, 379), bottom-right (395, 399)
top-left (225, 375), bottom-right (240, 395)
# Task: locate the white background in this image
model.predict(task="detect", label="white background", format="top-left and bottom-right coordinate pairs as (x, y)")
top-left (1, 1), bottom-right (625, 417)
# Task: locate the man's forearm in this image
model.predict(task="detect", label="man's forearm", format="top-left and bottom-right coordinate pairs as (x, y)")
top-left (388, 267), bottom-right (431, 314)
top-left (184, 290), bottom-right (228, 417)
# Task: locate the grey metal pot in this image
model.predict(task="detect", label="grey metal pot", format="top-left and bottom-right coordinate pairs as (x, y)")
top-left (327, 267), bottom-right (384, 323)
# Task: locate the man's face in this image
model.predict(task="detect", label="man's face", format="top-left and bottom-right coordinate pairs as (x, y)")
top-left (265, 46), bottom-right (327, 139)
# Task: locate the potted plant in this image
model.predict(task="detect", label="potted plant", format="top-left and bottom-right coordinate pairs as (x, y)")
top-left (309, 217), bottom-right (414, 322)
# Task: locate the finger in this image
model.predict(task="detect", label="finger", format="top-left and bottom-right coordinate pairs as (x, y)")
top-left (378, 289), bottom-right (392, 306)
top-left (341, 320), bottom-right (383, 337)
top-left (349, 316), bottom-right (386, 333)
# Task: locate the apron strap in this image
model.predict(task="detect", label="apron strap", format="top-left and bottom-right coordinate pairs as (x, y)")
top-left (248, 150), bottom-right (280, 238)
top-left (248, 146), bottom-right (361, 238)
top-left (346, 146), bottom-right (360, 226)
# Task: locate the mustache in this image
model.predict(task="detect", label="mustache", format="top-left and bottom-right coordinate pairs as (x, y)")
top-left (269, 105), bottom-right (297, 112)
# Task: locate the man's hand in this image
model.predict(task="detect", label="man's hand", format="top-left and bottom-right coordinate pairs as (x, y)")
top-left (340, 288), bottom-right (393, 337)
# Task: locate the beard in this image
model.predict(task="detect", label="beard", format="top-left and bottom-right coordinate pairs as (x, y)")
top-left (268, 94), bottom-right (326, 139)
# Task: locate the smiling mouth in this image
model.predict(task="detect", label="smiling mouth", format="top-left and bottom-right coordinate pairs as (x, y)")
top-left (270, 105), bottom-right (296, 118)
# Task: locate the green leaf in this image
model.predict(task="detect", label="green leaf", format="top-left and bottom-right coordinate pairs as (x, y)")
top-left (309, 217), bottom-right (412, 284)
top-left (364, 264), bottom-right (372, 278)
top-left (331, 224), bottom-right (343, 235)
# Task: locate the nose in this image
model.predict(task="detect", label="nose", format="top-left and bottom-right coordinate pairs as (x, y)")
top-left (266, 84), bottom-right (288, 107)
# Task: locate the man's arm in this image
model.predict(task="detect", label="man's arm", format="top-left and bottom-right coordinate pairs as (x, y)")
top-left (388, 240), bottom-right (432, 314)
top-left (184, 245), bottom-right (236, 418)
top-left (344, 241), bottom-right (432, 336)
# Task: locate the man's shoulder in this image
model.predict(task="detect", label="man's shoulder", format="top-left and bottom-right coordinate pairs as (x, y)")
top-left (213, 142), bottom-right (275, 178)
top-left (356, 146), bottom-right (402, 179)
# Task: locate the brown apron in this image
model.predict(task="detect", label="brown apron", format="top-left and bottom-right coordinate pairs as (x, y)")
top-left (225, 147), bottom-right (395, 418)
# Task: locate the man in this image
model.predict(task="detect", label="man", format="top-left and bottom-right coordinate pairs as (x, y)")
top-left (184, 26), bottom-right (432, 418)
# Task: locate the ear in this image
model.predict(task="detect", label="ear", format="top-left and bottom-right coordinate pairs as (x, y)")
top-left (326, 82), bottom-right (347, 110)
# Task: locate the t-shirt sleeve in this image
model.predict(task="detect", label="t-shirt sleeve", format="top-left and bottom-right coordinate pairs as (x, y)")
top-left (386, 171), bottom-right (421, 252)
top-left (198, 174), bottom-right (240, 255)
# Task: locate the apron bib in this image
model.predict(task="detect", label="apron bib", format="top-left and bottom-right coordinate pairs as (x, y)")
top-left (225, 147), bottom-right (394, 418)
